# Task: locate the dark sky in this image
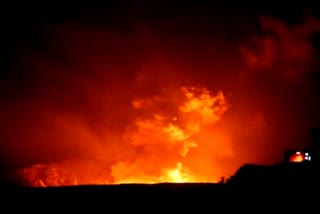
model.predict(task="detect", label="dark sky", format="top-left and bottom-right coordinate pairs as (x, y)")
top-left (1, 1), bottom-right (320, 183)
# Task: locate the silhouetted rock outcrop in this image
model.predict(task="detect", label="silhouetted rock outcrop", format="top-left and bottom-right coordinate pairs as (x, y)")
top-left (227, 162), bottom-right (318, 191)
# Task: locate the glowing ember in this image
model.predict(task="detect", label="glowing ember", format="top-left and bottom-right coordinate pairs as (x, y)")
top-left (16, 86), bottom-right (231, 187)
top-left (289, 152), bottom-right (304, 163)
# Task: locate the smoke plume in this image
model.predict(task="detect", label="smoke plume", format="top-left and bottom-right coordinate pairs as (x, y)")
top-left (1, 5), bottom-right (320, 185)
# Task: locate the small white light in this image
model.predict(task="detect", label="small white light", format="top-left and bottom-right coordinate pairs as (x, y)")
top-left (305, 152), bottom-right (309, 156)
top-left (296, 151), bottom-right (301, 154)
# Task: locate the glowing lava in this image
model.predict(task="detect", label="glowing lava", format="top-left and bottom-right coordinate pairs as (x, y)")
top-left (164, 162), bottom-right (189, 183)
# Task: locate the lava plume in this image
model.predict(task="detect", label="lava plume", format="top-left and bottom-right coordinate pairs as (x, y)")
top-left (16, 86), bottom-right (230, 186)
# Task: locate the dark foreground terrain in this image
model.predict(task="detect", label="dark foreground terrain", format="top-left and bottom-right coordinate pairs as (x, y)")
top-left (1, 163), bottom-right (318, 212)
top-left (0, 182), bottom-right (316, 212)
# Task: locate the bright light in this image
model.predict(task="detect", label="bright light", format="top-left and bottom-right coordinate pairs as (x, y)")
top-left (305, 156), bottom-right (311, 161)
top-left (303, 152), bottom-right (312, 161)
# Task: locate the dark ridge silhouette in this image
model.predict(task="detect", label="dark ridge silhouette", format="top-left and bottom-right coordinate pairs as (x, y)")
top-left (227, 162), bottom-right (318, 188)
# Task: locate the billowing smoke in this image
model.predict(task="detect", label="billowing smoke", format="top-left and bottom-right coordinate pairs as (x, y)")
top-left (0, 20), bottom-right (234, 185)
top-left (1, 5), bottom-right (320, 186)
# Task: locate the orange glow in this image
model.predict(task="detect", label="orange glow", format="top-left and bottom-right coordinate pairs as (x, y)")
top-left (16, 86), bottom-right (232, 187)
top-left (163, 162), bottom-right (189, 183)
top-left (3, 12), bottom-right (320, 188)
top-left (289, 153), bottom-right (304, 163)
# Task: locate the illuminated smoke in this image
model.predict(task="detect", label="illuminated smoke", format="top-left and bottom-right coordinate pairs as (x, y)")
top-left (240, 14), bottom-right (320, 82)
top-left (17, 86), bottom-right (230, 186)
top-left (111, 86), bottom-right (229, 184)
top-left (235, 13), bottom-right (320, 164)
top-left (2, 6), bottom-right (320, 186)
